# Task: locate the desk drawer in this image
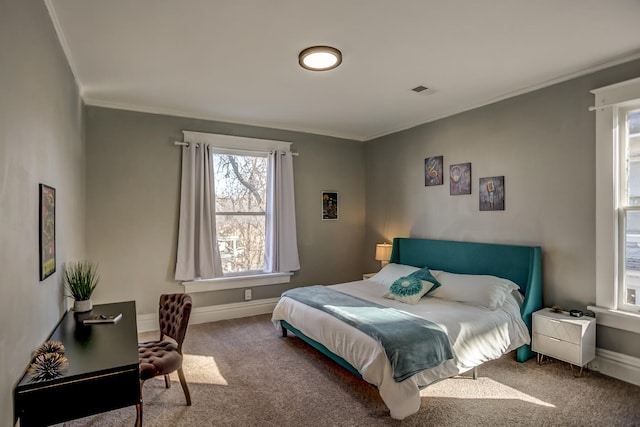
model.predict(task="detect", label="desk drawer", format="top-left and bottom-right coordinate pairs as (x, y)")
top-left (533, 315), bottom-right (582, 344)
top-left (532, 333), bottom-right (581, 365)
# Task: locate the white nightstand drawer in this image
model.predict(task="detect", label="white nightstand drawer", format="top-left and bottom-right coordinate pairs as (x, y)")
top-left (533, 314), bottom-right (582, 344)
top-left (532, 332), bottom-right (581, 365)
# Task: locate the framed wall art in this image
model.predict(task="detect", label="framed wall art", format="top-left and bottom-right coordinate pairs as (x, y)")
top-left (322, 191), bottom-right (338, 220)
top-left (425, 156), bottom-right (443, 186)
top-left (450, 163), bottom-right (471, 195)
top-left (39, 183), bottom-right (56, 280)
top-left (479, 176), bottom-right (505, 211)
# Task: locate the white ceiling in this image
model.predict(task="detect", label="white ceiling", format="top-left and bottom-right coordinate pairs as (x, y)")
top-left (46, 0), bottom-right (640, 141)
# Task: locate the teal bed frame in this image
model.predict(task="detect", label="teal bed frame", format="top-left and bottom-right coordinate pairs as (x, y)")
top-left (280, 237), bottom-right (543, 380)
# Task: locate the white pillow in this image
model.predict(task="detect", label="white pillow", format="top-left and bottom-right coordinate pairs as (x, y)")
top-left (429, 271), bottom-right (520, 310)
top-left (383, 276), bottom-right (434, 305)
top-left (370, 263), bottom-right (419, 286)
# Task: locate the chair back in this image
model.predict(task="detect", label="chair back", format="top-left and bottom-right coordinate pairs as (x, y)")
top-left (158, 293), bottom-right (192, 346)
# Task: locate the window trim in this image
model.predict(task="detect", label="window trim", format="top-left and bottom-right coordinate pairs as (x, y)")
top-left (181, 130), bottom-right (292, 289)
top-left (592, 77), bottom-right (640, 331)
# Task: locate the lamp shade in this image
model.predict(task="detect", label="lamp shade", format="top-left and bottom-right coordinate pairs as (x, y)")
top-left (375, 243), bottom-right (392, 262)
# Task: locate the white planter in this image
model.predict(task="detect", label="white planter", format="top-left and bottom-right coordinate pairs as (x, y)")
top-left (73, 299), bottom-right (93, 313)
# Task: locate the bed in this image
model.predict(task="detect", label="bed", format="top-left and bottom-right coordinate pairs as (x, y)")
top-left (271, 237), bottom-right (542, 420)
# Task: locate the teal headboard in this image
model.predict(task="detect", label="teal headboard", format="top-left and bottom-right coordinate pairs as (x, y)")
top-left (389, 237), bottom-right (543, 362)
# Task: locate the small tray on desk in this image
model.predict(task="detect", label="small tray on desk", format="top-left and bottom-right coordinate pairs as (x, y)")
top-left (82, 313), bottom-right (122, 325)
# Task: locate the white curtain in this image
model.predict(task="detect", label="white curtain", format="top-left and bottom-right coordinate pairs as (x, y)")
top-left (265, 151), bottom-right (300, 272)
top-left (175, 143), bottom-right (223, 280)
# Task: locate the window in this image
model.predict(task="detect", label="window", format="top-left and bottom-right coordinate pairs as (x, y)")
top-left (213, 151), bottom-right (267, 274)
top-left (620, 108), bottom-right (640, 310)
top-left (177, 131), bottom-right (298, 292)
top-left (593, 77), bottom-right (640, 332)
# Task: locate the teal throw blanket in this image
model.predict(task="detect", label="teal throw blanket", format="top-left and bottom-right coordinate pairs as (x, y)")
top-left (282, 285), bottom-right (453, 382)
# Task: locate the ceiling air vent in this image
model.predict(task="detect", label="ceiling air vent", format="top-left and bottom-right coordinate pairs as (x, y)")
top-left (411, 85), bottom-right (437, 96)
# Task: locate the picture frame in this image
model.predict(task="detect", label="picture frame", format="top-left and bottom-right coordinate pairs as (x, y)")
top-left (322, 191), bottom-right (338, 220)
top-left (39, 184), bottom-right (56, 280)
top-left (450, 162), bottom-right (472, 195)
top-left (425, 156), bottom-right (443, 186)
top-left (479, 176), bottom-right (505, 211)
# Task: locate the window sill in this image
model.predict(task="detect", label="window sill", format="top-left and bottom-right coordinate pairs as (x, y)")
top-left (587, 305), bottom-right (640, 334)
top-left (182, 272), bottom-right (292, 293)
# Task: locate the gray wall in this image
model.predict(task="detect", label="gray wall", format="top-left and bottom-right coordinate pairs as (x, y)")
top-left (85, 107), bottom-right (366, 314)
top-left (0, 1), bottom-right (86, 425)
top-left (365, 59), bottom-right (640, 358)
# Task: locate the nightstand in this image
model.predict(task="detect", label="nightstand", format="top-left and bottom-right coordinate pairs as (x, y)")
top-left (532, 308), bottom-right (596, 376)
top-left (363, 273), bottom-right (376, 280)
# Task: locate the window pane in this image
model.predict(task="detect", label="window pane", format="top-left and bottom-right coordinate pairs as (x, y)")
top-left (630, 110), bottom-right (640, 135)
top-left (213, 153), bottom-right (267, 213)
top-left (626, 110), bottom-right (640, 206)
top-left (217, 214), bottom-right (265, 274)
top-left (624, 210), bottom-right (640, 307)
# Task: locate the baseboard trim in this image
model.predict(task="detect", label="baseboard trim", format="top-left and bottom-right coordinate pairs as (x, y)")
top-left (589, 348), bottom-right (640, 387)
top-left (137, 297), bottom-right (280, 333)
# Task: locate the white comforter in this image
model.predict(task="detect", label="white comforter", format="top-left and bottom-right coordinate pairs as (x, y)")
top-left (271, 279), bottom-right (530, 420)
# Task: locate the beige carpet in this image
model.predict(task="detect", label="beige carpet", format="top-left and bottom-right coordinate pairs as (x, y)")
top-left (65, 314), bottom-right (640, 427)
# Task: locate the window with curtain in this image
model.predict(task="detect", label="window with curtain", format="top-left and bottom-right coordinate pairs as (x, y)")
top-left (175, 131), bottom-right (299, 285)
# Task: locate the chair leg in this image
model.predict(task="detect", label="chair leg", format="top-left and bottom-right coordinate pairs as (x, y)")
top-left (177, 367), bottom-right (192, 406)
top-left (136, 380), bottom-right (144, 427)
top-left (164, 374), bottom-right (171, 389)
top-left (135, 403), bottom-right (143, 427)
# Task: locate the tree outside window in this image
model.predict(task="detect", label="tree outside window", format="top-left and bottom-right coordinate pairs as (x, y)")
top-left (213, 153), bottom-right (267, 274)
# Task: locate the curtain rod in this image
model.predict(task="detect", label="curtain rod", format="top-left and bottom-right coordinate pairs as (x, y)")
top-left (174, 141), bottom-right (298, 156)
top-left (588, 102), bottom-right (617, 111)
top-left (589, 100), bottom-right (640, 111)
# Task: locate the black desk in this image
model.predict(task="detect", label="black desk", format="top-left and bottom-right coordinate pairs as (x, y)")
top-left (14, 301), bottom-right (141, 426)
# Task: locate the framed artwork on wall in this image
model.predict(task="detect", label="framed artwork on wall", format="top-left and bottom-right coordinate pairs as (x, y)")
top-left (322, 191), bottom-right (338, 220)
top-left (479, 176), bottom-right (505, 211)
top-left (39, 183), bottom-right (56, 280)
top-left (425, 156), bottom-right (443, 186)
top-left (450, 163), bottom-right (471, 195)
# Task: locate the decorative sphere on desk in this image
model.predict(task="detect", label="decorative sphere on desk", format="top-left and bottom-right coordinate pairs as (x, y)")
top-left (28, 352), bottom-right (68, 381)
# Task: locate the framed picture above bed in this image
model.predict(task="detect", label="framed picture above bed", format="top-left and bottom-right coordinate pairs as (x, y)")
top-left (424, 156), bottom-right (443, 186)
top-left (479, 176), bottom-right (505, 211)
top-left (449, 163), bottom-right (471, 195)
top-left (322, 191), bottom-right (338, 220)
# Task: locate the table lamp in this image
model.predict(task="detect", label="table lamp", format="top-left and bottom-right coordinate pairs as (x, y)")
top-left (375, 243), bottom-right (392, 268)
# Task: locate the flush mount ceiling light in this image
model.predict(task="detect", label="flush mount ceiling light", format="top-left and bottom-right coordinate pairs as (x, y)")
top-left (298, 46), bottom-right (342, 71)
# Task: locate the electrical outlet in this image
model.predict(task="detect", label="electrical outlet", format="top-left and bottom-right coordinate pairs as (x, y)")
top-left (244, 289), bottom-right (252, 301)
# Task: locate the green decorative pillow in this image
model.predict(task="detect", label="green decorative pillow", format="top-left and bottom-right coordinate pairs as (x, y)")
top-left (409, 267), bottom-right (442, 295)
top-left (383, 276), bottom-right (434, 305)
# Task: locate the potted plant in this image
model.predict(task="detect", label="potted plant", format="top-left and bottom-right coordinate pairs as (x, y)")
top-left (64, 261), bottom-right (99, 312)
